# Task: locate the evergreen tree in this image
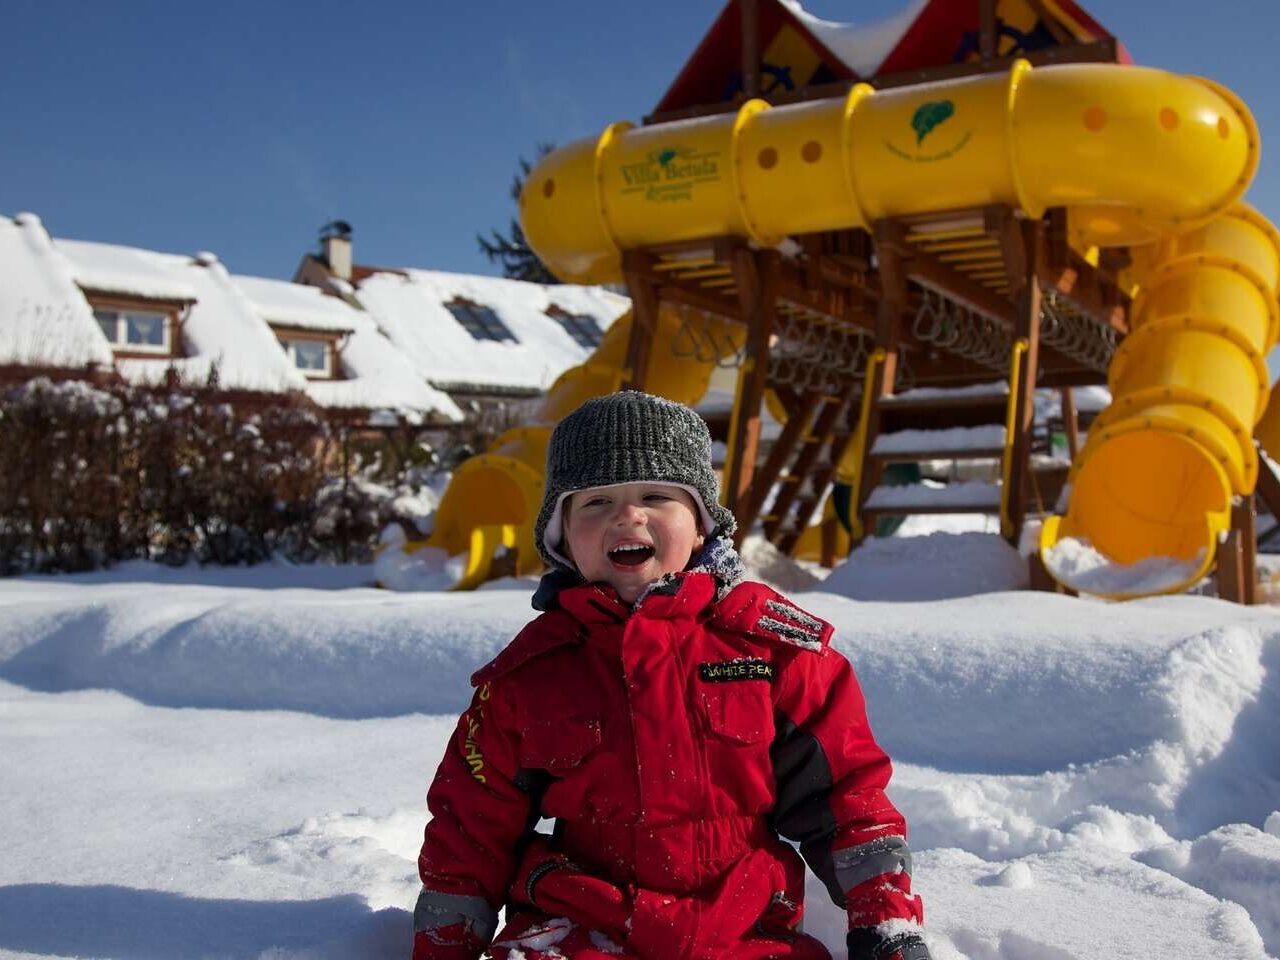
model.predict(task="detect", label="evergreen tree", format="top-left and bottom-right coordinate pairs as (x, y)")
top-left (478, 144), bottom-right (559, 284)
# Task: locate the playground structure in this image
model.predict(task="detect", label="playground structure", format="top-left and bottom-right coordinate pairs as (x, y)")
top-left (414, 0), bottom-right (1280, 601)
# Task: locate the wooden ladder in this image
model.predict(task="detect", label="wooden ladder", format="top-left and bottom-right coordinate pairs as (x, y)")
top-left (749, 381), bottom-right (861, 556)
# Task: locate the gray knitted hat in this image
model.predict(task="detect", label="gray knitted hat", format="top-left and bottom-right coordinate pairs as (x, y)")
top-left (535, 391), bottom-right (737, 570)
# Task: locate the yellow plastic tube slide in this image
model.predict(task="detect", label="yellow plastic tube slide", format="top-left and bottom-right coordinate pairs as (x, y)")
top-left (422, 57), bottom-right (1275, 597)
top-left (521, 61), bottom-right (1256, 285)
top-left (1040, 205), bottom-right (1280, 598)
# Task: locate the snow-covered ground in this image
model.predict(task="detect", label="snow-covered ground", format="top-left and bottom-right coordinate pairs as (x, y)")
top-left (2, 542), bottom-right (1279, 959)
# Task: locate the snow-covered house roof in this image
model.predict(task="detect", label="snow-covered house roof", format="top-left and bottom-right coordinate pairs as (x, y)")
top-left (0, 213), bottom-right (115, 371)
top-left (353, 269), bottom-right (630, 394)
top-left (231, 274), bottom-right (462, 422)
top-left (56, 239), bottom-right (309, 396)
top-left (0, 213), bottom-right (462, 423)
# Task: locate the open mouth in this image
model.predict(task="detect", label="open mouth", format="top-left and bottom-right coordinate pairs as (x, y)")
top-left (608, 543), bottom-right (655, 567)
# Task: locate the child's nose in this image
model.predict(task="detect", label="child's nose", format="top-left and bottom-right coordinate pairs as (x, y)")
top-left (615, 502), bottom-right (646, 525)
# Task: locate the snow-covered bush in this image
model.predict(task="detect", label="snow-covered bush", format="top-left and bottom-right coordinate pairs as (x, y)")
top-left (0, 377), bottom-right (446, 573)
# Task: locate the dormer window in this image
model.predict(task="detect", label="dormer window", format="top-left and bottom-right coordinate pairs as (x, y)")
top-left (446, 299), bottom-right (517, 343)
top-left (284, 338), bottom-right (331, 376)
top-left (271, 327), bottom-right (342, 380)
top-left (546, 305), bottom-right (604, 349)
top-left (86, 293), bottom-right (184, 357)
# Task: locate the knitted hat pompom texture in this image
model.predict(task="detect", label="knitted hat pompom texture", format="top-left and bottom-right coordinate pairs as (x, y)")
top-left (535, 391), bottom-right (737, 570)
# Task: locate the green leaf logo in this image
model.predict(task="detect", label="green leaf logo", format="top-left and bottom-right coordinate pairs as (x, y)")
top-left (912, 100), bottom-right (955, 145)
top-left (658, 148), bottom-right (678, 167)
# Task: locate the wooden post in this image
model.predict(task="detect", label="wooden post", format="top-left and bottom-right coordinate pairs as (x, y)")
top-left (979, 0), bottom-right (997, 61)
top-left (1253, 444), bottom-right (1280, 522)
top-left (858, 222), bottom-right (910, 532)
top-left (996, 210), bottom-right (1042, 544)
top-left (820, 517), bottom-right (838, 568)
top-left (1234, 494), bottom-right (1258, 604)
top-left (1218, 526), bottom-right (1246, 604)
top-left (741, 0), bottom-right (760, 99)
top-left (1028, 550), bottom-right (1073, 594)
top-left (622, 252), bottom-right (659, 391)
top-left (1060, 386), bottom-right (1080, 460)
top-left (724, 248), bottom-right (778, 540)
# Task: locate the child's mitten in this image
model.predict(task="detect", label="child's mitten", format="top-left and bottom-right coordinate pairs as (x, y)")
top-left (509, 835), bottom-right (631, 936)
top-left (847, 927), bottom-right (932, 960)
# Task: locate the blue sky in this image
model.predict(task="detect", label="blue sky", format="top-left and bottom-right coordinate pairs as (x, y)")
top-left (2, 1), bottom-right (1277, 281)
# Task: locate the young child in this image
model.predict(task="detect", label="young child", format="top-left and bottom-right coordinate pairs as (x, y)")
top-left (413, 391), bottom-right (928, 960)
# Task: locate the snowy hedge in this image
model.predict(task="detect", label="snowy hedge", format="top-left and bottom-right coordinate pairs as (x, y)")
top-left (0, 378), bottom-right (441, 573)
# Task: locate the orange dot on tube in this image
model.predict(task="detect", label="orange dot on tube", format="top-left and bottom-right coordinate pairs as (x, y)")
top-left (1159, 108), bottom-right (1179, 131)
top-left (1083, 106), bottom-right (1107, 132)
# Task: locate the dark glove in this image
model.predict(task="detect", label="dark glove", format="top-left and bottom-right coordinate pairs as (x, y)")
top-left (509, 835), bottom-right (631, 935)
top-left (847, 927), bottom-right (932, 960)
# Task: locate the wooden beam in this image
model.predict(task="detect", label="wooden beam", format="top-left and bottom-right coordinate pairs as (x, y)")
top-left (1036, 368), bottom-right (1109, 389)
top-left (655, 283), bottom-right (741, 321)
top-left (741, 0), bottom-right (760, 99)
top-left (725, 249), bottom-right (779, 538)
top-left (1255, 445), bottom-right (1280, 523)
top-left (622, 254), bottom-right (660, 391)
top-left (904, 249), bottom-right (1017, 328)
top-left (1234, 495), bottom-right (1258, 604)
top-left (1218, 526), bottom-right (1246, 604)
top-left (979, 0), bottom-right (997, 60)
top-left (1041, 209), bottom-right (1128, 331)
top-left (851, 222), bottom-right (914, 535)
top-left (1060, 387), bottom-right (1080, 460)
top-left (1002, 216), bottom-right (1044, 543)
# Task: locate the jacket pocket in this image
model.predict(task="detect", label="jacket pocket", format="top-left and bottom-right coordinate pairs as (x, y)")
top-left (520, 716), bottom-right (602, 772)
top-left (700, 687), bottom-right (772, 745)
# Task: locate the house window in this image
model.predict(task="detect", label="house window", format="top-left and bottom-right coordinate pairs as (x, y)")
top-left (446, 300), bottom-right (517, 343)
top-left (93, 307), bottom-right (171, 353)
top-left (546, 305), bottom-right (603, 349)
top-left (282, 337), bottom-right (334, 378)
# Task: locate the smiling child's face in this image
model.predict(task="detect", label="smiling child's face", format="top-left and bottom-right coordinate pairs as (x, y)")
top-left (563, 482), bottom-right (706, 603)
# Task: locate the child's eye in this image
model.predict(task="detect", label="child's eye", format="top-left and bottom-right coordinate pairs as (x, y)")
top-left (582, 496), bottom-right (610, 507)
top-left (644, 493), bottom-right (673, 503)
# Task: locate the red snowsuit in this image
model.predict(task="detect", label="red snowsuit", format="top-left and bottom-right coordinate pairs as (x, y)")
top-left (413, 572), bottom-right (923, 960)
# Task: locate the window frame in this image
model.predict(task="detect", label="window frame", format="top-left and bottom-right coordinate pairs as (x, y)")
top-left (85, 293), bottom-right (185, 358)
top-left (270, 325), bottom-right (343, 380)
top-left (445, 299), bottom-right (518, 343)
top-left (545, 304), bottom-right (604, 349)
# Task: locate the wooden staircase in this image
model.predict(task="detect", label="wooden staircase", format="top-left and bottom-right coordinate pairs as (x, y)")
top-left (860, 383), bottom-right (1011, 534)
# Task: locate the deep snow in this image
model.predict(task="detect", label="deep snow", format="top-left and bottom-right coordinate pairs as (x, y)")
top-left (1, 543), bottom-right (1278, 959)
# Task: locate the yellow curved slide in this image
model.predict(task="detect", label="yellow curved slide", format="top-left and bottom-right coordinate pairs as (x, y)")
top-left (1040, 206), bottom-right (1280, 598)
top-left (519, 59), bottom-right (1274, 599)
top-left (383, 307), bottom-right (740, 589)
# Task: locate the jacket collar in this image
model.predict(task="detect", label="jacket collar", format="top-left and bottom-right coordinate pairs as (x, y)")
top-left (556, 572), bottom-right (718, 626)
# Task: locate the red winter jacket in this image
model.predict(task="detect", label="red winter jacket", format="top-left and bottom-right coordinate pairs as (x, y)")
top-left (413, 572), bottom-right (923, 960)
